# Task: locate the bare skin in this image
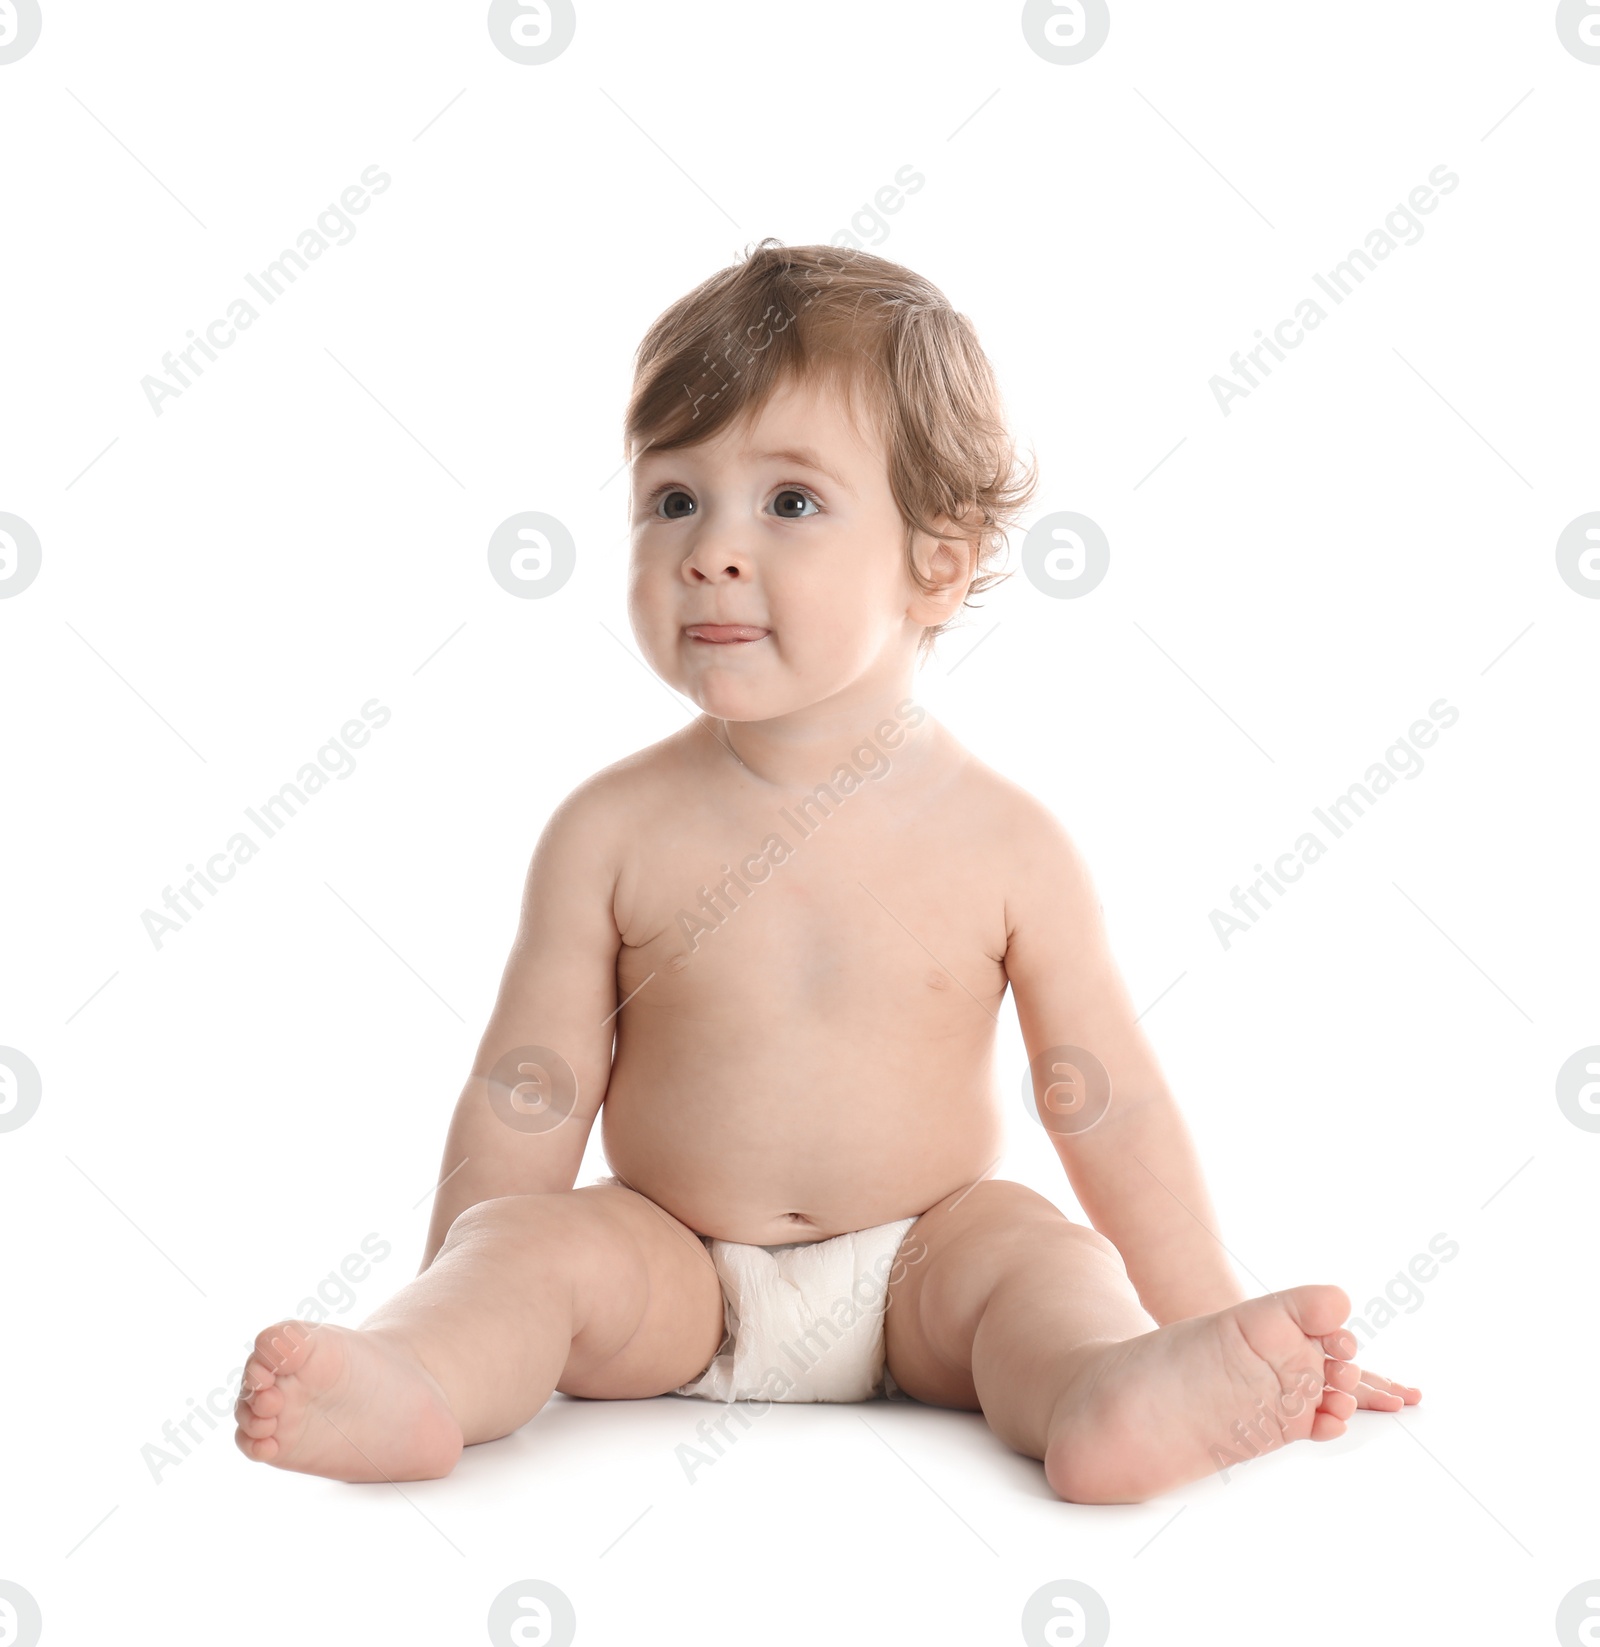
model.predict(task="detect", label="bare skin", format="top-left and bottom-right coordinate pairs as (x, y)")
top-left (237, 372), bottom-right (1419, 1499)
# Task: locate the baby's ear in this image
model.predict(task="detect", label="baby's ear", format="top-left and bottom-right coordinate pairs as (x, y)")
top-left (910, 511), bottom-right (982, 613)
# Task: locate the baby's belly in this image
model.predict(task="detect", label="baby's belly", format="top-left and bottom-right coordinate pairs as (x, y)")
top-left (599, 1020), bottom-right (1005, 1244)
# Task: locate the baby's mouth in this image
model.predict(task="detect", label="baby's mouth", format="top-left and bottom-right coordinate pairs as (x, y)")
top-left (684, 624), bottom-right (770, 645)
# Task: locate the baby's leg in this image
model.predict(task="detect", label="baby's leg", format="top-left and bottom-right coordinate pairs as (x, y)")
top-left (884, 1180), bottom-right (1360, 1504)
top-left (234, 1184), bottom-right (724, 1483)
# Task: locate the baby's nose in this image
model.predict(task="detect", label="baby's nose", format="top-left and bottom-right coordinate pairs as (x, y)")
top-left (684, 542), bottom-right (748, 581)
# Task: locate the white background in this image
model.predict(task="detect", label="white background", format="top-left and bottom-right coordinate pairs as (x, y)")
top-left (2, 2), bottom-right (1596, 1643)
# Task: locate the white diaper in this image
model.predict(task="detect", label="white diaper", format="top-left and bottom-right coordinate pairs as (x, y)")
top-left (679, 1216), bottom-right (921, 1403)
top-left (592, 1176), bottom-right (918, 1403)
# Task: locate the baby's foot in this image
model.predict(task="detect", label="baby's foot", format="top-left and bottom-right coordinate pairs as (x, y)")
top-left (1043, 1284), bottom-right (1359, 1504)
top-left (234, 1320), bottom-right (463, 1483)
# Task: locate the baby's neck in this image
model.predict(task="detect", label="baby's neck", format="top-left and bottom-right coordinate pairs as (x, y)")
top-left (702, 694), bottom-right (934, 791)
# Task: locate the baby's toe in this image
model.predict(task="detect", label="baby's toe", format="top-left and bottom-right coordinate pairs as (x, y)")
top-left (1310, 1409), bottom-right (1348, 1442)
top-left (234, 1427), bottom-right (277, 1462)
top-left (237, 1410), bottom-right (276, 1440)
top-left (1322, 1359), bottom-right (1360, 1394)
top-left (1319, 1386), bottom-right (1358, 1421)
top-left (241, 1358), bottom-right (276, 1399)
top-left (253, 1321), bottom-right (313, 1376)
top-left (1278, 1285), bottom-right (1353, 1342)
top-left (245, 1383), bottom-right (284, 1418)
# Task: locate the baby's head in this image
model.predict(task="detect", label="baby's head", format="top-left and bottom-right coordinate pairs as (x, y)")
top-left (623, 240), bottom-right (1036, 725)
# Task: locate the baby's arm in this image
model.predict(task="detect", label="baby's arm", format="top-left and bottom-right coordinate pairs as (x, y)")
top-left (1003, 797), bottom-right (1247, 1325)
top-left (418, 780), bottom-right (622, 1270)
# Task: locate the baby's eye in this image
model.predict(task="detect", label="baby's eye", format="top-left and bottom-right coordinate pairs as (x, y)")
top-left (771, 487), bottom-right (820, 520)
top-left (655, 489), bottom-right (696, 520)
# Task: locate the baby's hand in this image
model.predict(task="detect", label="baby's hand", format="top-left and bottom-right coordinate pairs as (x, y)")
top-left (1348, 1364), bottom-right (1421, 1410)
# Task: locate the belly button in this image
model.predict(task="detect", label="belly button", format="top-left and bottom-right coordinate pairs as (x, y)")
top-left (927, 970), bottom-right (950, 990)
top-left (668, 954), bottom-right (689, 973)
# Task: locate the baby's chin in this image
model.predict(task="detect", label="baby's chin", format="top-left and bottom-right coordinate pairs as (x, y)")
top-left (676, 669), bottom-right (823, 726)
top-left (681, 680), bottom-right (796, 723)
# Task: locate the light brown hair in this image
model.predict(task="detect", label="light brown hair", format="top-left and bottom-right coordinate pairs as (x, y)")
top-left (623, 239), bottom-right (1037, 660)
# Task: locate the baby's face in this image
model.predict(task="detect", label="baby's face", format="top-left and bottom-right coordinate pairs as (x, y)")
top-left (627, 375), bottom-right (926, 723)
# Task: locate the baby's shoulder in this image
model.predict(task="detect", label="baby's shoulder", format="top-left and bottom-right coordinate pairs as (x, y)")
top-left (544, 730), bottom-right (688, 840)
top-left (934, 751), bottom-right (1102, 946)
top-left (938, 740), bottom-right (1076, 857)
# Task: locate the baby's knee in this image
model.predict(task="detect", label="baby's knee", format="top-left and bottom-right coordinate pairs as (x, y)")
top-left (974, 1202), bottom-right (1132, 1298)
top-left (442, 1191), bottom-right (646, 1291)
top-left (950, 1181), bottom-right (1122, 1258)
top-left (1052, 1218), bottom-right (1124, 1265)
top-left (442, 1190), bottom-right (581, 1252)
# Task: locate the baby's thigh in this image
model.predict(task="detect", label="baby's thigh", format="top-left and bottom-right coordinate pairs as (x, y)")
top-left (551, 1183), bottom-right (724, 1399)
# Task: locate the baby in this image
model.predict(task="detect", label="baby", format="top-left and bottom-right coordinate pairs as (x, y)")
top-left (234, 241), bottom-right (1419, 1503)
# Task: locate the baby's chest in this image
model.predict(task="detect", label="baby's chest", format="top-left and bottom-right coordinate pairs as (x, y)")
top-left (618, 816), bottom-right (1007, 1012)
